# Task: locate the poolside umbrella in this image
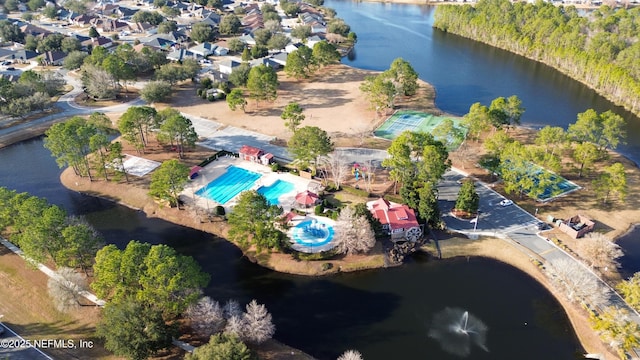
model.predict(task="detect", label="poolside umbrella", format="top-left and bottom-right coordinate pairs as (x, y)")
top-left (295, 191), bottom-right (319, 207)
top-left (189, 166), bottom-right (202, 179)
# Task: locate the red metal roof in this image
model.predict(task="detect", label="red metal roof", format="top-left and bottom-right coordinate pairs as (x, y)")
top-left (239, 145), bottom-right (263, 157)
top-left (370, 199), bottom-right (419, 231)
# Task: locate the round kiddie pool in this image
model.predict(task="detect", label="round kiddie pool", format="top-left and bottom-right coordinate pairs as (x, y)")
top-left (290, 217), bottom-right (336, 253)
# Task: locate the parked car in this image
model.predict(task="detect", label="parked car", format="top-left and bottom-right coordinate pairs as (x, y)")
top-left (499, 199), bottom-right (513, 206)
top-left (5, 67), bottom-right (15, 71)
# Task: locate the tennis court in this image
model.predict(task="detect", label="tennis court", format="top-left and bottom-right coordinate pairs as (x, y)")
top-left (494, 161), bottom-right (581, 202)
top-left (374, 110), bottom-right (467, 149)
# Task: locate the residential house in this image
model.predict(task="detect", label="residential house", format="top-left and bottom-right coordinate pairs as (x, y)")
top-left (20, 24), bottom-right (50, 37)
top-left (101, 19), bottom-right (130, 33)
top-left (249, 57), bottom-right (279, 70)
top-left (306, 35), bottom-right (323, 48)
top-left (367, 198), bottom-right (423, 242)
top-left (218, 59), bottom-right (240, 74)
top-left (310, 22), bottom-right (326, 34)
top-left (82, 36), bottom-right (115, 50)
top-left (8, 49), bottom-right (38, 63)
top-left (189, 42), bottom-right (215, 57)
top-left (73, 13), bottom-right (98, 27)
top-left (115, 6), bottom-right (139, 19)
top-left (238, 33), bottom-right (256, 46)
top-left (269, 52), bottom-right (287, 66)
top-left (133, 22), bottom-right (157, 34)
top-left (42, 51), bottom-right (67, 66)
top-left (167, 48), bottom-right (197, 61)
top-left (142, 37), bottom-right (176, 51)
top-left (285, 42), bottom-right (304, 53)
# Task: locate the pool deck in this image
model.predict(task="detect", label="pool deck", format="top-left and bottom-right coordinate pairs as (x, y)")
top-left (182, 157), bottom-right (320, 214)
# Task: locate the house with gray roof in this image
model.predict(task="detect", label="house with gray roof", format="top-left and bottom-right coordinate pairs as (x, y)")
top-left (167, 48), bottom-right (197, 61)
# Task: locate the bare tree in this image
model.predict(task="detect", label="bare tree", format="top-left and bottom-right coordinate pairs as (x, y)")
top-left (361, 159), bottom-right (377, 193)
top-left (322, 152), bottom-right (349, 189)
top-left (242, 299), bottom-right (275, 344)
top-left (546, 259), bottom-right (610, 308)
top-left (333, 206), bottom-right (376, 255)
top-left (223, 299), bottom-right (242, 319)
top-left (575, 233), bottom-right (624, 271)
top-left (337, 350), bottom-right (364, 360)
top-left (47, 267), bottom-right (89, 313)
top-left (185, 296), bottom-right (226, 337)
top-left (224, 314), bottom-right (246, 338)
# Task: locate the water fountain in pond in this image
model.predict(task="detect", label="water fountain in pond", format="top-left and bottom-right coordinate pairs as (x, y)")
top-left (428, 307), bottom-right (489, 357)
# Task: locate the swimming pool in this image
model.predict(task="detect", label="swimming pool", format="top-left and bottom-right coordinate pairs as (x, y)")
top-left (195, 166), bottom-right (261, 204)
top-left (257, 179), bottom-right (295, 205)
top-left (291, 218), bottom-right (335, 249)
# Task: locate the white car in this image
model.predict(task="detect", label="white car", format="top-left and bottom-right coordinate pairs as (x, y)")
top-left (499, 199), bottom-right (513, 207)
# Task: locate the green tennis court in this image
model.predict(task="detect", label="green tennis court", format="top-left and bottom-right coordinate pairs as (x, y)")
top-left (374, 110), bottom-right (467, 150)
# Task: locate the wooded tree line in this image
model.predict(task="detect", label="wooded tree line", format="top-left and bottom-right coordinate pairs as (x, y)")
top-left (0, 187), bottom-right (103, 273)
top-left (434, 0), bottom-right (640, 116)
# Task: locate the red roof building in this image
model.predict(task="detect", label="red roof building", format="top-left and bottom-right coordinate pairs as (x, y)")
top-left (367, 198), bottom-right (423, 242)
top-left (238, 145), bottom-right (274, 166)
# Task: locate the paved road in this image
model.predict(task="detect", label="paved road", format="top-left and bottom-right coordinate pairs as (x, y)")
top-left (0, 323), bottom-right (53, 360)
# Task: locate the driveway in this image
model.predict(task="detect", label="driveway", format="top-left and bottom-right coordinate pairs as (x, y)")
top-left (0, 323), bottom-right (53, 360)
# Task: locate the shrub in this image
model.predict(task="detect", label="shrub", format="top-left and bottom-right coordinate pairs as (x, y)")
top-left (196, 88), bottom-right (203, 96)
top-left (200, 77), bottom-right (212, 89)
top-left (314, 203), bottom-right (324, 216)
top-left (208, 94), bottom-right (216, 101)
top-left (214, 205), bottom-right (225, 216)
top-left (270, 162), bottom-right (280, 172)
top-left (321, 262), bottom-right (333, 271)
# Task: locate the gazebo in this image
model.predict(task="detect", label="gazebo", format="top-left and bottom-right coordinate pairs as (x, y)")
top-left (295, 190), bottom-right (320, 208)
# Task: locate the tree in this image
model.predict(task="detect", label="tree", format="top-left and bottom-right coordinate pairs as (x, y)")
top-left (281, 102), bottom-right (305, 133)
top-left (44, 116), bottom-right (98, 179)
top-left (571, 142), bottom-right (599, 178)
top-left (149, 159), bottom-right (190, 208)
top-left (226, 88), bottom-right (247, 112)
top-left (281, 1), bottom-right (300, 17)
top-left (327, 18), bottom-right (350, 36)
top-left (108, 141), bottom-right (129, 183)
top-left (312, 41), bottom-right (340, 66)
top-left (227, 191), bottom-right (287, 252)
top-left (0, 20), bottom-right (24, 43)
top-left (228, 62), bottom-right (251, 87)
top-left (592, 162), bottom-right (627, 205)
top-left (455, 179), bottom-right (479, 214)
top-left (288, 126), bottom-right (334, 172)
top-left (291, 25), bottom-right (312, 41)
top-left (161, 5), bottom-right (180, 18)
top-left (568, 109), bottom-right (626, 152)
top-left (27, 0), bottom-right (45, 11)
top-left (81, 64), bottom-right (118, 100)
top-left (242, 300), bottom-right (275, 344)
top-left (432, 118), bottom-right (464, 150)
top-left (118, 106), bottom-right (157, 153)
top-left (92, 241), bottom-right (209, 316)
top-left (227, 37), bottom-right (246, 53)
top-left (158, 111), bottom-right (198, 158)
top-left (132, 10), bottom-right (165, 26)
top-left (47, 267), bottom-right (89, 313)
top-left (334, 206), bottom-right (376, 255)
top-left (267, 33), bottom-right (289, 51)
top-left (102, 54), bottom-right (135, 91)
top-left (285, 45), bottom-right (315, 79)
top-left (42, 6), bottom-right (58, 19)
top-left (575, 232), bottom-right (623, 271)
top-left (141, 80), bottom-right (172, 103)
top-left (37, 33), bottom-right (65, 53)
top-left (250, 45), bottom-right (268, 59)
top-left (219, 14), bottom-right (241, 35)
top-left (535, 126), bottom-right (567, 156)
top-left (253, 28), bottom-right (272, 47)
top-left (382, 131), bottom-right (450, 193)
top-left (546, 258), bottom-right (610, 308)
top-left (321, 152), bottom-right (349, 190)
top-left (386, 58), bottom-right (419, 96)
top-left (359, 73), bottom-right (396, 114)
top-left (63, 50), bottom-right (88, 70)
top-left (186, 334), bottom-right (255, 360)
top-left (461, 102), bottom-right (492, 140)
top-left (57, 217), bottom-right (104, 273)
top-left (617, 273), bottom-right (640, 312)
top-left (186, 296), bottom-right (225, 337)
top-left (246, 64), bottom-right (278, 105)
top-left (88, 26), bottom-right (100, 39)
top-left (3, 0), bottom-right (19, 12)
top-left (157, 20), bottom-right (177, 34)
top-left (97, 299), bottom-right (175, 360)
top-left (338, 350), bottom-right (364, 360)
top-left (591, 306), bottom-right (640, 360)
top-left (191, 22), bottom-right (215, 43)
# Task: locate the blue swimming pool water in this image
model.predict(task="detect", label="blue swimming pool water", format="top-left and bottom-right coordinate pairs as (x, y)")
top-left (257, 179), bottom-right (295, 205)
top-left (292, 219), bottom-right (335, 247)
top-left (195, 166), bottom-right (261, 204)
